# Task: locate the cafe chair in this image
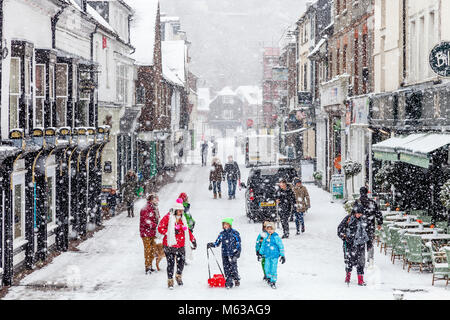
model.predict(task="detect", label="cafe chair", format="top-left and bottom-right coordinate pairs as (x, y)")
top-left (390, 228), bottom-right (406, 266)
top-left (427, 243), bottom-right (450, 286)
top-left (405, 234), bottom-right (432, 273)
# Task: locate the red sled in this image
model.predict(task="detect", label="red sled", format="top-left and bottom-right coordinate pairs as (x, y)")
top-left (208, 274), bottom-right (225, 287)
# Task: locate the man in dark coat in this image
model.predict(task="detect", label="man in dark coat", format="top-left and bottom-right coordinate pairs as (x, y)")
top-left (120, 170), bottom-right (137, 217)
top-left (201, 141), bottom-right (208, 166)
top-left (337, 203), bottom-right (369, 286)
top-left (358, 186), bottom-right (383, 267)
top-left (224, 155), bottom-right (241, 200)
top-left (275, 179), bottom-right (296, 239)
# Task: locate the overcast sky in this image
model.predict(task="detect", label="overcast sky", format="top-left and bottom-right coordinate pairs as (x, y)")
top-left (159, 0), bottom-right (308, 91)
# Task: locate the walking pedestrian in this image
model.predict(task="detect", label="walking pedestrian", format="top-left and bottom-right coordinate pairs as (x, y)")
top-left (108, 189), bottom-right (118, 217)
top-left (177, 192), bottom-right (195, 231)
top-left (209, 158), bottom-right (224, 199)
top-left (140, 194), bottom-right (160, 274)
top-left (255, 221), bottom-right (270, 282)
top-left (358, 186), bottom-right (383, 268)
top-left (212, 139), bottom-right (218, 157)
top-left (275, 179), bottom-right (296, 239)
top-left (207, 218), bottom-right (241, 289)
top-left (158, 199), bottom-right (197, 289)
top-left (258, 222), bottom-right (285, 289)
top-left (120, 170), bottom-right (137, 217)
top-left (224, 155), bottom-right (241, 200)
top-left (201, 141), bottom-right (209, 166)
top-left (292, 178), bottom-right (311, 235)
top-left (337, 203), bottom-right (369, 286)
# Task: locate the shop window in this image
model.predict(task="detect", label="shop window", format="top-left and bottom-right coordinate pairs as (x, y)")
top-left (35, 64), bottom-right (46, 127)
top-left (78, 91), bottom-right (90, 127)
top-left (116, 64), bottom-right (128, 103)
top-left (47, 176), bottom-right (55, 224)
top-left (56, 63), bottom-right (68, 127)
top-left (9, 57), bottom-right (21, 129)
top-left (13, 184), bottom-right (24, 240)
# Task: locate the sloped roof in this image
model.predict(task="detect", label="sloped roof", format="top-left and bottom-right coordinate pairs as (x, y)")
top-left (235, 86), bottom-right (262, 105)
top-left (197, 88), bottom-right (211, 111)
top-left (162, 40), bottom-right (186, 86)
top-left (86, 4), bottom-right (115, 34)
top-left (216, 86), bottom-right (235, 96)
top-left (129, 0), bottom-right (159, 65)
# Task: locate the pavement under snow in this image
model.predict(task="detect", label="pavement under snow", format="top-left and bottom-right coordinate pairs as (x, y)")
top-left (4, 137), bottom-right (450, 300)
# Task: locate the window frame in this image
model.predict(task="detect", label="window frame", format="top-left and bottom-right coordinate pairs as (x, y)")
top-left (9, 57), bottom-right (21, 130)
top-left (55, 63), bottom-right (69, 127)
top-left (35, 64), bottom-right (46, 127)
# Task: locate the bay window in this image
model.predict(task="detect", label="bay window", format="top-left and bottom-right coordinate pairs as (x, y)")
top-left (35, 64), bottom-right (46, 127)
top-left (9, 57), bottom-right (21, 129)
top-left (55, 63), bottom-right (68, 127)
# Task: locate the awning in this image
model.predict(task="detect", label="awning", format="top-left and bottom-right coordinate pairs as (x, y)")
top-left (120, 107), bottom-right (141, 133)
top-left (281, 127), bottom-right (308, 135)
top-left (372, 133), bottom-right (450, 168)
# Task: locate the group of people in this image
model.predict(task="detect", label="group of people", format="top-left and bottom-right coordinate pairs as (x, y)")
top-left (209, 155), bottom-right (241, 200)
top-left (103, 170), bottom-right (141, 218)
top-left (201, 139), bottom-right (218, 167)
top-left (139, 192), bottom-right (196, 289)
top-left (337, 186), bottom-right (383, 286)
top-left (274, 178), bottom-right (311, 238)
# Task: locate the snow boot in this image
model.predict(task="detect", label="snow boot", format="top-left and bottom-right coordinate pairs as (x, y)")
top-left (357, 274), bottom-right (366, 286)
top-left (301, 225), bottom-right (305, 233)
top-left (234, 280), bottom-right (240, 287)
top-left (282, 234), bottom-right (289, 239)
top-left (219, 192), bottom-right (222, 199)
top-left (228, 196), bottom-right (232, 200)
top-left (145, 267), bottom-right (153, 274)
top-left (345, 272), bottom-right (351, 284)
top-left (168, 278), bottom-right (174, 290)
top-left (213, 193), bottom-right (217, 199)
top-left (270, 281), bottom-right (277, 289)
top-left (175, 274), bottom-right (183, 286)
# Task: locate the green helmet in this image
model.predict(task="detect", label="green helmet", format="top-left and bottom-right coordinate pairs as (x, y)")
top-left (222, 217), bottom-right (234, 226)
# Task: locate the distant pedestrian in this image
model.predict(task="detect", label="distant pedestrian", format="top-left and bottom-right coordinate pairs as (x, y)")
top-left (209, 158), bottom-right (224, 199)
top-left (158, 200), bottom-right (197, 289)
top-left (201, 141), bottom-right (209, 166)
top-left (207, 218), bottom-right (241, 289)
top-left (358, 186), bottom-right (383, 268)
top-left (275, 179), bottom-right (296, 239)
top-left (224, 155), bottom-right (241, 200)
top-left (108, 189), bottom-right (118, 217)
top-left (212, 140), bottom-right (218, 157)
top-left (120, 170), bottom-right (137, 217)
top-left (140, 193), bottom-right (160, 274)
top-left (255, 221), bottom-right (270, 282)
top-left (337, 203), bottom-right (369, 286)
top-left (292, 178), bottom-right (311, 235)
top-left (258, 222), bottom-right (285, 289)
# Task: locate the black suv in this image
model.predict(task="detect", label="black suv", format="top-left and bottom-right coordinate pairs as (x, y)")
top-left (245, 165), bottom-right (298, 222)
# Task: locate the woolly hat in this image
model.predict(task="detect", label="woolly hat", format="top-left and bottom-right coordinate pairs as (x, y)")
top-left (293, 177), bottom-right (302, 185)
top-left (179, 193), bottom-right (188, 202)
top-left (265, 222), bottom-right (276, 230)
top-left (172, 201), bottom-right (185, 212)
top-left (222, 217), bottom-right (234, 226)
top-left (351, 203), bottom-right (364, 215)
top-left (360, 186), bottom-right (369, 196)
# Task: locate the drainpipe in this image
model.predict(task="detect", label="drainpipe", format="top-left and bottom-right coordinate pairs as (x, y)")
top-left (0, 0), bottom-right (3, 138)
top-left (90, 25), bottom-right (98, 61)
top-left (402, 0), bottom-right (407, 83)
top-left (51, 4), bottom-right (68, 49)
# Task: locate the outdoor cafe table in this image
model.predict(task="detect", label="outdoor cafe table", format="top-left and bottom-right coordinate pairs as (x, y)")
top-left (420, 234), bottom-right (450, 242)
top-left (382, 211), bottom-right (405, 217)
top-left (405, 228), bottom-right (444, 234)
top-left (384, 215), bottom-right (418, 222)
top-left (393, 221), bottom-right (431, 229)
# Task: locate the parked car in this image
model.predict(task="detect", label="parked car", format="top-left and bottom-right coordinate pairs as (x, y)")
top-left (245, 165), bottom-right (298, 222)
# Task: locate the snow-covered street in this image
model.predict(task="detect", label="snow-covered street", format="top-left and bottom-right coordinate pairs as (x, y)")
top-left (3, 137), bottom-right (450, 300)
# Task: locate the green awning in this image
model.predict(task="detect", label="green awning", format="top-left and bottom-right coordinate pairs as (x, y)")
top-left (399, 153), bottom-right (430, 169)
top-left (374, 150), bottom-right (399, 161)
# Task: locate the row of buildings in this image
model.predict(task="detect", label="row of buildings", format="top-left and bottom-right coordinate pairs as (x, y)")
top-left (0, 0), bottom-right (198, 286)
top-left (265, 0), bottom-right (450, 210)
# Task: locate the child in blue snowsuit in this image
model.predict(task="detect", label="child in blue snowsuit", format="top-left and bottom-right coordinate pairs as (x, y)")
top-left (258, 222), bottom-right (286, 289)
top-left (255, 221), bottom-right (270, 282)
top-left (207, 217), bottom-right (241, 289)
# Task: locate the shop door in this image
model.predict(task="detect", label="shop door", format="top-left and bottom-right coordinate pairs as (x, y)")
top-left (12, 172), bottom-right (26, 266)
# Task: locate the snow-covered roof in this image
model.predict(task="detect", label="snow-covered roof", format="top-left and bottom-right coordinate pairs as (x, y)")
top-left (129, 0), bottom-right (159, 65)
top-left (216, 86), bottom-right (235, 96)
top-left (308, 38), bottom-right (326, 58)
top-left (87, 4), bottom-right (115, 34)
top-left (162, 40), bottom-right (186, 86)
top-left (197, 88), bottom-right (211, 111)
top-left (235, 86), bottom-right (262, 105)
top-left (372, 134), bottom-right (425, 153)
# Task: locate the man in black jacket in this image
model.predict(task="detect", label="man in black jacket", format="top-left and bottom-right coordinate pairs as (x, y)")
top-left (275, 179), bottom-right (296, 239)
top-left (337, 203), bottom-right (369, 286)
top-left (358, 186), bottom-right (383, 268)
top-left (224, 155), bottom-right (241, 200)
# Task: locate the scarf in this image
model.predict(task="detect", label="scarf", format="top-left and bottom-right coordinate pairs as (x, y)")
top-left (166, 211), bottom-right (193, 260)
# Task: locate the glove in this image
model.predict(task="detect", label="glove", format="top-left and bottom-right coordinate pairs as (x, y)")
top-left (207, 242), bottom-right (215, 249)
top-left (256, 252), bottom-right (262, 261)
top-left (280, 256), bottom-right (286, 264)
top-left (191, 240), bottom-right (197, 250)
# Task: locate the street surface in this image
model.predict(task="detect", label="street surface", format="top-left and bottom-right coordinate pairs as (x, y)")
top-left (4, 137), bottom-right (450, 300)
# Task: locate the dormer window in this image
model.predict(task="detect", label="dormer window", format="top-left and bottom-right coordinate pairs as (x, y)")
top-left (73, 0), bottom-right (87, 11)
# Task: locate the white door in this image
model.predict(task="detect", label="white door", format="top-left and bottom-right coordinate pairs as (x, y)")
top-left (12, 172), bottom-right (26, 266)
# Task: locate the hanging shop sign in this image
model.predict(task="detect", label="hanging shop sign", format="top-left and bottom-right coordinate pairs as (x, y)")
top-left (330, 174), bottom-right (345, 201)
top-left (272, 66), bottom-right (289, 81)
top-left (79, 78), bottom-right (97, 91)
top-left (429, 42), bottom-right (450, 77)
top-left (351, 97), bottom-right (369, 125)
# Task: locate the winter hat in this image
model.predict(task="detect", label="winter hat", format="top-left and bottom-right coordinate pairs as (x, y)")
top-left (176, 198), bottom-right (183, 204)
top-left (360, 186), bottom-right (369, 196)
top-left (222, 217), bottom-right (234, 226)
top-left (179, 192), bottom-right (188, 202)
top-left (351, 202), bottom-right (364, 215)
top-left (265, 222), bottom-right (276, 230)
top-left (293, 177), bottom-right (302, 185)
top-left (172, 200), bottom-right (185, 212)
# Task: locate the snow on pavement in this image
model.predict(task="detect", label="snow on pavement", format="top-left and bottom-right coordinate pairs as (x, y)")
top-left (4, 137), bottom-right (450, 300)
